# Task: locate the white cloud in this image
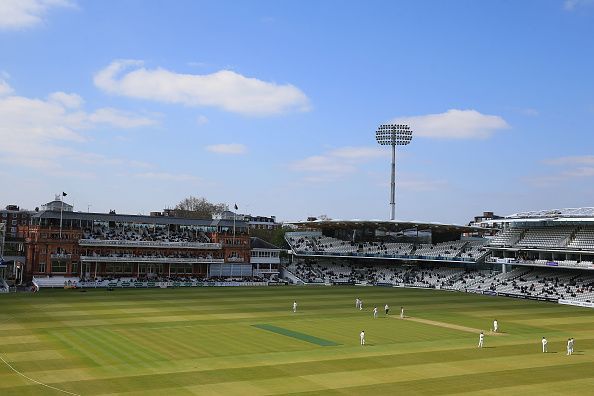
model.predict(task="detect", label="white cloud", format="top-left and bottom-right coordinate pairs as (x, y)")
top-left (517, 108), bottom-right (539, 117)
top-left (94, 60), bottom-right (311, 116)
top-left (544, 155), bottom-right (594, 166)
top-left (0, 79), bottom-right (13, 96)
top-left (565, 167), bottom-right (594, 177)
top-left (290, 146), bottom-right (387, 181)
top-left (530, 155), bottom-right (594, 186)
top-left (0, 88), bottom-right (157, 174)
top-left (48, 91), bottom-right (83, 108)
top-left (134, 172), bottom-right (199, 182)
top-left (196, 115), bottom-right (209, 125)
top-left (291, 155), bottom-right (356, 174)
top-left (392, 109), bottom-right (510, 139)
top-left (0, 0), bottom-right (74, 30)
top-left (328, 146), bottom-right (387, 160)
top-left (89, 108), bottom-right (156, 128)
top-left (564, 0), bottom-right (594, 10)
top-left (206, 143), bottom-right (247, 155)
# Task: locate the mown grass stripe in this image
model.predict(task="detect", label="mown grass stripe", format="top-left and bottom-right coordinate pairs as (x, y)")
top-left (252, 324), bottom-right (340, 346)
top-left (283, 362), bottom-right (594, 395)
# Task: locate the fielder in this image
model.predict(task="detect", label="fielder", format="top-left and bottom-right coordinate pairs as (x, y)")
top-left (292, 300), bottom-right (297, 313)
top-left (356, 298), bottom-right (360, 309)
top-left (542, 337), bottom-right (548, 353)
top-left (384, 304), bottom-right (389, 315)
top-left (570, 338), bottom-right (575, 355)
top-left (373, 307), bottom-right (378, 319)
top-left (360, 330), bottom-right (365, 345)
top-left (359, 300), bottom-right (363, 311)
top-left (493, 319), bottom-right (498, 333)
top-left (400, 306), bottom-right (405, 319)
top-left (478, 331), bottom-right (484, 348)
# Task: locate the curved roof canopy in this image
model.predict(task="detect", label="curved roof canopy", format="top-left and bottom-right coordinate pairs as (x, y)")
top-left (289, 219), bottom-right (488, 233)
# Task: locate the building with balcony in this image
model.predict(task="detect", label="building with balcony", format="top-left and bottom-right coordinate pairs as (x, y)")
top-left (20, 207), bottom-right (251, 280)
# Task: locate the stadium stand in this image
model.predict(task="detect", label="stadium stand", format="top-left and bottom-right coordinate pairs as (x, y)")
top-left (466, 268), bottom-right (594, 302)
top-left (0, 277), bottom-right (8, 293)
top-left (568, 228), bottom-right (594, 250)
top-left (286, 232), bottom-right (488, 262)
top-left (516, 227), bottom-right (575, 248)
top-left (287, 261), bottom-right (470, 289)
top-left (83, 224), bottom-right (212, 243)
top-left (488, 228), bottom-right (524, 246)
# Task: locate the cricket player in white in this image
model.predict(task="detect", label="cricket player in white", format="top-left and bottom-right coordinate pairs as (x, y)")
top-left (567, 338), bottom-right (574, 355)
top-left (478, 332), bottom-right (484, 348)
top-left (542, 337), bottom-right (548, 353)
top-left (359, 300), bottom-right (363, 310)
top-left (293, 300), bottom-right (297, 313)
top-left (373, 307), bottom-right (378, 319)
top-left (356, 298), bottom-right (360, 309)
top-left (400, 306), bottom-right (404, 319)
top-left (384, 304), bottom-right (389, 315)
top-left (360, 330), bottom-right (365, 345)
top-left (493, 319), bottom-right (498, 333)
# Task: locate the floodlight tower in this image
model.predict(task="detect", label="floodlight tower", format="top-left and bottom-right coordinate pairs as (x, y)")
top-left (375, 124), bottom-right (413, 220)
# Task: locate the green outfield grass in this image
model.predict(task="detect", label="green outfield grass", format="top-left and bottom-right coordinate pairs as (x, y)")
top-left (1, 286), bottom-right (593, 395)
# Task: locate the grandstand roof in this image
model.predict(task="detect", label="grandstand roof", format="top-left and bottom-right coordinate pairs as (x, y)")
top-left (506, 207), bottom-right (594, 219)
top-left (31, 210), bottom-right (247, 227)
top-left (289, 219), bottom-right (487, 233)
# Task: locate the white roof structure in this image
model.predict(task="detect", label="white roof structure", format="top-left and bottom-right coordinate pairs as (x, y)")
top-left (477, 207), bottom-right (594, 227)
top-left (289, 219), bottom-right (487, 233)
top-left (506, 207), bottom-right (594, 219)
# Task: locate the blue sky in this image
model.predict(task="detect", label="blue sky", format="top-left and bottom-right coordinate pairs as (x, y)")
top-left (1, 0), bottom-right (594, 224)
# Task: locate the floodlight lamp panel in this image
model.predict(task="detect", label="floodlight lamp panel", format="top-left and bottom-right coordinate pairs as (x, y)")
top-left (375, 123), bottom-right (413, 146)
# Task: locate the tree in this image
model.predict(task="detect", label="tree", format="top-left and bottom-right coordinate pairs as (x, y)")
top-left (172, 196), bottom-right (229, 219)
top-left (250, 227), bottom-right (291, 249)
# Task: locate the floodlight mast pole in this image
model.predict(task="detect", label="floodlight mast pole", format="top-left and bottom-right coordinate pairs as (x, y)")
top-left (375, 123), bottom-right (413, 221)
top-left (390, 133), bottom-right (396, 220)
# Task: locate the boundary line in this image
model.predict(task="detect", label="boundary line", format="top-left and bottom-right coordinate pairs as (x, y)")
top-left (0, 353), bottom-right (81, 396)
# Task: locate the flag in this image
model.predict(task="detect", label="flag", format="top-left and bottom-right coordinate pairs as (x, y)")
top-left (234, 203), bottom-right (238, 210)
top-left (62, 192), bottom-right (67, 197)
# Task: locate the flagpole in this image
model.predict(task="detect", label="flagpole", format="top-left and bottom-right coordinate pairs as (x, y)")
top-left (59, 194), bottom-right (64, 239)
top-left (233, 204), bottom-right (237, 277)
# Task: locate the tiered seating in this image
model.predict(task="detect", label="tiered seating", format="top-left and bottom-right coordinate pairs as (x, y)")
top-left (289, 261), bottom-right (468, 288)
top-left (374, 266), bottom-right (410, 284)
top-left (0, 278), bottom-right (9, 293)
top-left (83, 225), bottom-right (211, 243)
top-left (413, 241), bottom-right (466, 259)
top-left (83, 252), bottom-right (215, 260)
top-left (489, 228), bottom-right (524, 246)
top-left (289, 262), bottom-right (324, 283)
top-left (286, 233), bottom-right (486, 262)
top-left (403, 267), bottom-right (465, 288)
top-left (556, 260), bottom-right (594, 269)
top-left (466, 268), bottom-right (594, 302)
top-left (33, 276), bottom-right (73, 288)
top-left (516, 227), bottom-right (574, 248)
top-left (466, 268), bottom-right (531, 294)
top-left (459, 241), bottom-right (489, 260)
top-left (568, 228), bottom-right (594, 250)
top-left (442, 269), bottom-right (497, 291)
